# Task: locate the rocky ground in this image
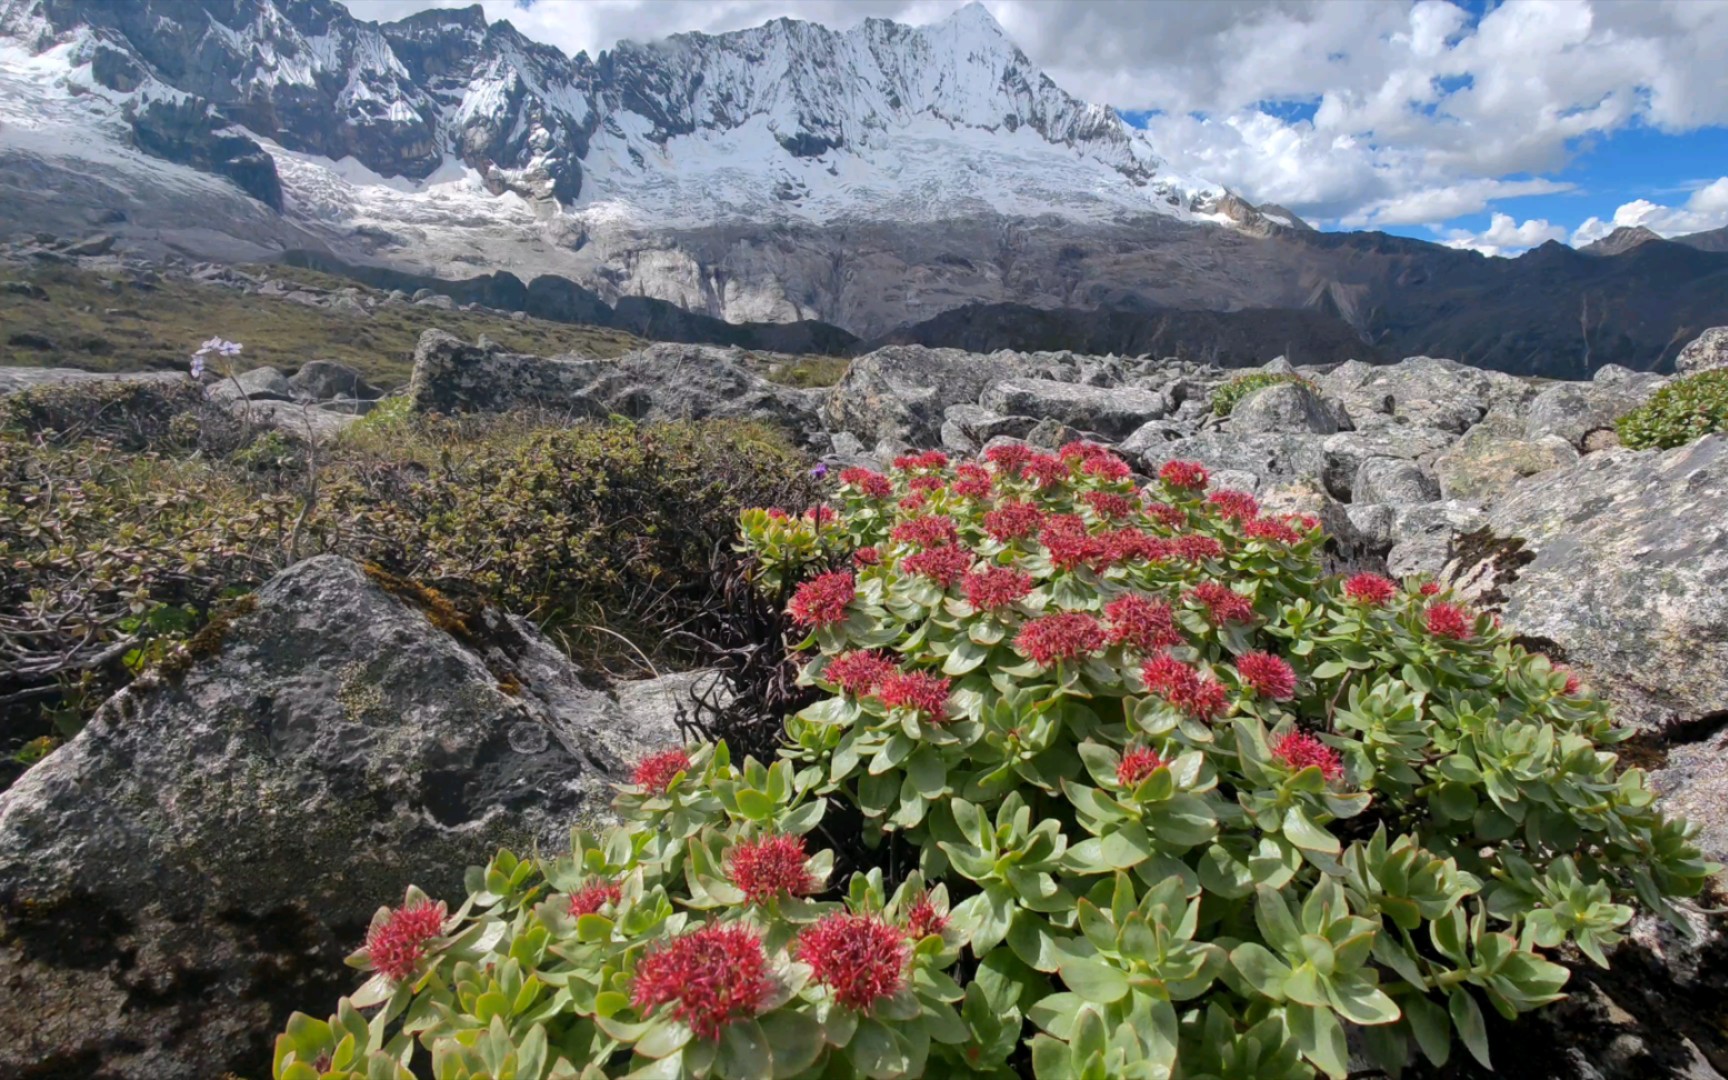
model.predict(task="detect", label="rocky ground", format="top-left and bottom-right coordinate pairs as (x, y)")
top-left (1, 325), bottom-right (1726, 1078)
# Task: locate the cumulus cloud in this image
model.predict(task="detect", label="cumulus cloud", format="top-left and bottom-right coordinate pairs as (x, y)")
top-left (1441, 213), bottom-right (1570, 256)
top-left (1570, 177), bottom-right (1728, 245)
top-left (347, 0), bottom-right (1728, 237)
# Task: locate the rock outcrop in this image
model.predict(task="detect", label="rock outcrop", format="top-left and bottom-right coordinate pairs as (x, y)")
top-left (1444, 436), bottom-right (1728, 733)
top-left (1676, 327), bottom-right (1728, 376)
top-left (0, 556), bottom-right (678, 1080)
top-left (407, 331), bottom-right (823, 441)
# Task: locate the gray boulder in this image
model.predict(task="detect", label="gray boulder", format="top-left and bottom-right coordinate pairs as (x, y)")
top-left (1117, 419), bottom-right (1191, 466)
top-left (1345, 503), bottom-right (1398, 549)
top-left (1385, 501), bottom-right (1489, 579)
top-left (1162, 432), bottom-right (1329, 489)
top-left (939, 404), bottom-right (1035, 455)
top-left (290, 359), bottom-right (381, 402)
top-left (1443, 436), bottom-right (1728, 732)
top-left (1351, 456), bottom-right (1440, 505)
top-left (1524, 379), bottom-right (1660, 451)
top-left (980, 377), bottom-right (1168, 441)
top-left (1317, 356), bottom-right (1536, 433)
top-left (233, 398), bottom-right (360, 444)
top-left (1225, 380), bottom-right (1349, 436)
top-left (1319, 428), bottom-right (1457, 500)
top-left (0, 367), bottom-right (183, 397)
top-left (1676, 327), bottom-right (1728, 376)
top-left (206, 364), bottom-right (293, 404)
top-left (0, 556), bottom-right (672, 1079)
top-left (827, 345), bottom-right (1024, 447)
top-left (1434, 427), bottom-right (1580, 500)
top-left (408, 332), bottom-right (821, 442)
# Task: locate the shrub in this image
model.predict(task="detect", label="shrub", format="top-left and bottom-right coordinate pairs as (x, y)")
top-left (1615, 368), bottom-right (1728, 449)
top-left (273, 444), bottom-right (1715, 1079)
top-left (1, 398), bottom-right (816, 773)
top-left (323, 417), bottom-right (820, 674)
top-left (1, 376), bottom-right (243, 452)
top-left (1211, 372), bottom-right (1314, 417)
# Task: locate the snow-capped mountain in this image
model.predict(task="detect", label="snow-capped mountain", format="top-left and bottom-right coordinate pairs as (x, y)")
top-left (0, 0), bottom-right (1248, 227)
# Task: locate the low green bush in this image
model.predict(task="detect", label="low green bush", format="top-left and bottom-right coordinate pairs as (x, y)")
top-left (1615, 368), bottom-right (1728, 449)
top-left (0, 391), bottom-right (815, 770)
top-left (272, 444), bottom-right (1715, 1079)
top-left (1211, 372), bottom-right (1313, 418)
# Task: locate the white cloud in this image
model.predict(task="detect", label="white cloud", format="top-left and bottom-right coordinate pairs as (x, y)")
top-left (344, 0), bottom-right (1728, 237)
top-left (1570, 177), bottom-right (1728, 245)
top-left (1441, 212), bottom-right (1570, 256)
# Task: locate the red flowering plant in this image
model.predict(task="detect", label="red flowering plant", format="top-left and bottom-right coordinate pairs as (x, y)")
top-left (278, 448), bottom-right (1716, 1080)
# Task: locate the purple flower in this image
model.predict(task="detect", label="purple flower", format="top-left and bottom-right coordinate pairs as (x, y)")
top-left (194, 337), bottom-right (244, 359)
top-left (811, 463), bottom-right (830, 479)
top-left (189, 355), bottom-right (206, 379)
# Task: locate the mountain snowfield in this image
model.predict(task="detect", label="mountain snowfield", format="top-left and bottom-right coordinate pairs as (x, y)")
top-left (0, 0), bottom-right (1253, 260)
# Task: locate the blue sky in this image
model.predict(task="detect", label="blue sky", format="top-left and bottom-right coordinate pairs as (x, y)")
top-left (367, 0), bottom-right (1728, 256)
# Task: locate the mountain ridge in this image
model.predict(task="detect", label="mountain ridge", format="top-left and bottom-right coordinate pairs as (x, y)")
top-left (1, 0), bottom-right (1725, 375)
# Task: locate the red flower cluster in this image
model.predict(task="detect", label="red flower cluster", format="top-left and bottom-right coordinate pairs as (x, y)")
top-left (1083, 490), bottom-right (1137, 520)
top-left (1171, 535), bottom-right (1224, 562)
top-left (962, 566), bottom-right (1033, 611)
top-left (1235, 651), bottom-right (1297, 700)
top-left (764, 508), bottom-right (789, 520)
top-left (952, 463), bottom-right (993, 499)
top-left (1140, 655), bottom-right (1229, 720)
top-left (1424, 602), bottom-right (1473, 640)
top-left (983, 501), bottom-right (1044, 541)
top-left (1418, 582), bottom-right (1442, 596)
top-left (1159, 460), bottom-right (1210, 491)
top-left (1287, 513), bottom-right (1321, 531)
top-left (826, 651), bottom-right (898, 697)
top-left (728, 834), bottom-right (818, 904)
top-left (633, 748), bottom-right (692, 793)
top-left (789, 571), bottom-right (855, 627)
top-left (1104, 593), bottom-right (1183, 653)
top-left (796, 913), bottom-right (909, 1011)
top-left (1102, 528), bottom-right (1174, 566)
top-left (909, 474), bottom-right (946, 493)
top-left (903, 544), bottom-right (972, 587)
top-left (1016, 612), bottom-right (1106, 667)
top-left (1343, 572), bottom-right (1397, 606)
top-left (1556, 665), bottom-right (1582, 695)
top-left (806, 505), bottom-right (839, 527)
top-left (1059, 440), bottom-right (1109, 462)
top-left (897, 493), bottom-right (927, 512)
top-left (1116, 746), bottom-right (1168, 787)
top-left (984, 443), bottom-right (1034, 476)
top-left (631, 924), bottom-right (772, 1041)
top-left (568, 879), bottom-right (622, 918)
top-left (1144, 502), bottom-right (1187, 530)
top-left (366, 900), bottom-right (446, 982)
top-left (1188, 582), bottom-right (1255, 623)
top-left (1021, 453), bottom-right (1070, 486)
top-left (1243, 517), bottom-right (1301, 545)
top-left (853, 546), bottom-right (882, 567)
top-left (878, 669), bottom-right (952, 723)
top-left (893, 450), bottom-right (949, 472)
top-left (905, 892), bottom-right (948, 940)
top-left (1272, 731), bottom-right (1343, 782)
top-left (1083, 455), bottom-right (1132, 481)
top-left (839, 467), bottom-right (893, 499)
top-left (1040, 515), bottom-right (1102, 571)
top-left (891, 514), bottom-right (959, 550)
top-left (1208, 490), bottom-right (1260, 521)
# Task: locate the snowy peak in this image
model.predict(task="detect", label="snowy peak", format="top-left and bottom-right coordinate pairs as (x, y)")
top-left (1, 0), bottom-right (1252, 227)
